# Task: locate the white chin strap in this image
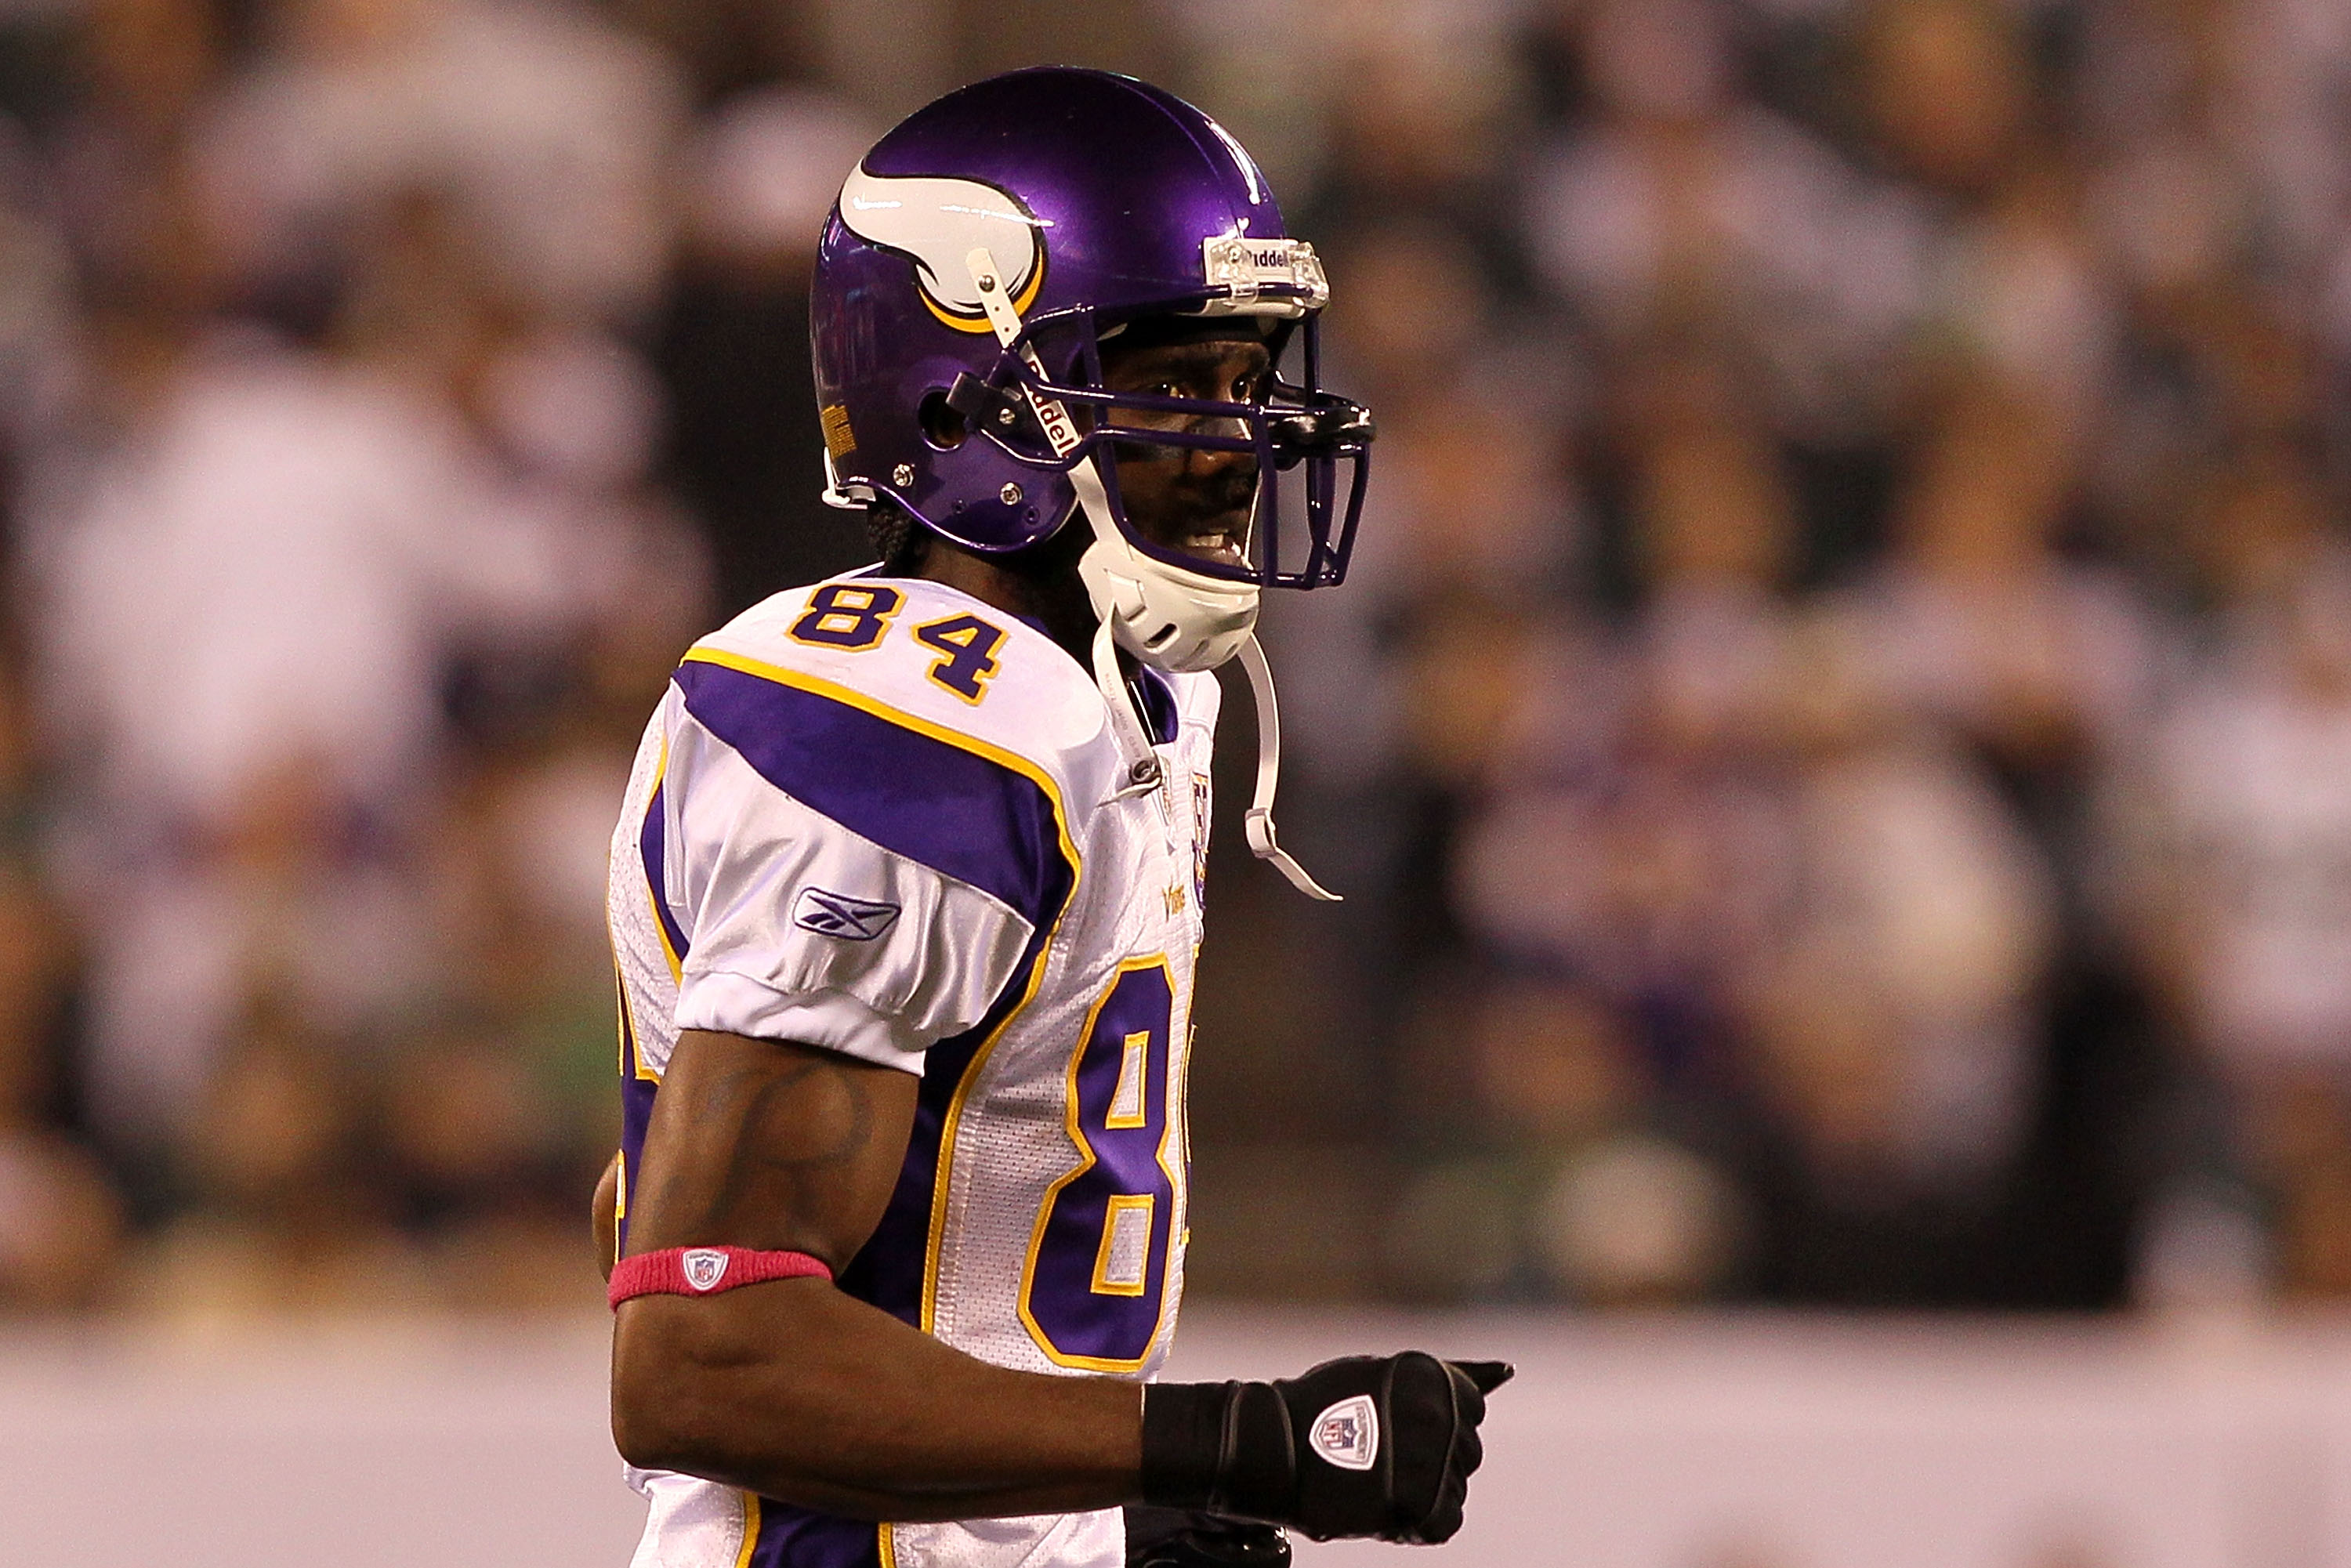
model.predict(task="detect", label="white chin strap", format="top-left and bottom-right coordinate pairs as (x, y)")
top-left (965, 245), bottom-right (1339, 901)
top-left (1233, 634), bottom-right (1341, 900)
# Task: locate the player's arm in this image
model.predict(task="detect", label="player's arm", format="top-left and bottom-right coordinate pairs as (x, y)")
top-left (611, 1028), bottom-right (1508, 1540)
top-left (609, 1027), bottom-right (1143, 1521)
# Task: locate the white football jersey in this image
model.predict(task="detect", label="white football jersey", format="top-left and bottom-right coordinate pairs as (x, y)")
top-left (609, 573), bottom-right (1217, 1568)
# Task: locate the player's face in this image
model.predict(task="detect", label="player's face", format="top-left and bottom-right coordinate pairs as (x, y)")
top-left (1097, 326), bottom-right (1270, 570)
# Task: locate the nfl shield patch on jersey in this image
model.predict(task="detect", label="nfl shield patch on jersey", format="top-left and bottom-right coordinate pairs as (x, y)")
top-left (792, 886), bottom-right (902, 941)
top-left (1309, 1396), bottom-right (1378, 1471)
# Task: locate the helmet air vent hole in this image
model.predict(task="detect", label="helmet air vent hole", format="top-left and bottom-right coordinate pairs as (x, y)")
top-left (1147, 624), bottom-right (1178, 650)
top-left (918, 389), bottom-right (966, 451)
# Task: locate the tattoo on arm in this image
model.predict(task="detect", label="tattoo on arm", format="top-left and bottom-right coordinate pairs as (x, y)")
top-left (705, 1056), bottom-right (878, 1232)
top-left (629, 1031), bottom-right (915, 1267)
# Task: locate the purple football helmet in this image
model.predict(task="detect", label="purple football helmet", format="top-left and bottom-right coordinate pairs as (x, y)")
top-left (810, 68), bottom-right (1372, 601)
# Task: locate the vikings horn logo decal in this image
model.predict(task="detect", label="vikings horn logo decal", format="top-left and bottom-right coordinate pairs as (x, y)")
top-left (838, 165), bottom-right (1047, 333)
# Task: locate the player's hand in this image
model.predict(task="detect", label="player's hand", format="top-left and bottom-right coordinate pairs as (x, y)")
top-left (1124, 1505), bottom-right (1291, 1566)
top-left (1139, 1353), bottom-right (1512, 1544)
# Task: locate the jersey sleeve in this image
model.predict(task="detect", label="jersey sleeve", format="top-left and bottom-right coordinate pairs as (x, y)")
top-left (654, 650), bottom-right (1078, 1074)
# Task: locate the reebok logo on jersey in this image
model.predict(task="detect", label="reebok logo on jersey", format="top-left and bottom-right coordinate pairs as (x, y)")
top-left (682, 1249), bottom-right (730, 1291)
top-left (793, 887), bottom-right (902, 942)
top-left (1309, 1395), bottom-right (1379, 1470)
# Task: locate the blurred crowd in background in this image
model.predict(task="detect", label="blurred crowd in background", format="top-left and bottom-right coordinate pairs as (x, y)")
top-left (0, 0), bottom-right (2346, 1320)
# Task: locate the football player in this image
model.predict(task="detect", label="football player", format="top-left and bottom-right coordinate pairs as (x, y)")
top-left (596, 68), bottom-right (1508, 1568)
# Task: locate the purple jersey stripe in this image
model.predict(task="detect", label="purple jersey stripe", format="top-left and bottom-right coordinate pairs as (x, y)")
top-left (834, 1027), bottom-right (983, 1326)
top-left (746, 1503), bottom-right (883, 1568)
top-left (833, 927), bottom-right (1042, 1325)
top-left (618, 1070), bottom-right (656, 1255)
top-left (1133, 664), bottom-right (1179, 746)
top-left (672, 657), bottom-right (1076, 932)
top-left (640, 781), bottom-right (691, 965)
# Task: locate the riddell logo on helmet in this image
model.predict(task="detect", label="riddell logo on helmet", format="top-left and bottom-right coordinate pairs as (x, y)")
top-left (1026, 391), bottom-right (1078, 460)
top-left (1200, 237), bottom-right (1330, 312)
top-left (1309, 1396), bottom-right (1379, 1470)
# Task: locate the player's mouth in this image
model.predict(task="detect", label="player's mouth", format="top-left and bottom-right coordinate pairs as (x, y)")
top-left (1178, 525), bottom-right (1247, 568)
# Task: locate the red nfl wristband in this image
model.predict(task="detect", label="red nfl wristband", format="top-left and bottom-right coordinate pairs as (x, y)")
top-left (609, 1245), bottom-right (833, 1309)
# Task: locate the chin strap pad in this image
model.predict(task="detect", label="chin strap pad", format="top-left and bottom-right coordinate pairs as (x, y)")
top-left (1237, 636), bottom-right (1340, 902)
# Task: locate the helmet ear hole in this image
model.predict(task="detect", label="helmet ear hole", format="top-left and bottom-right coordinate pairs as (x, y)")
top-left (918, 389), bottom-right (967, 451)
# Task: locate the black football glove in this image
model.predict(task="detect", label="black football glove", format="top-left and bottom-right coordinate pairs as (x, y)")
top-left (1124, 1505), bottom-right (1291, 1567)
top-left (1139, 1353), bottom-right (1512, 1544)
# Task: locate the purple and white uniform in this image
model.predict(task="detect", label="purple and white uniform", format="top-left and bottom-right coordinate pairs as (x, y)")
top-left (609, 573), bottom-right (1216, 1568)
